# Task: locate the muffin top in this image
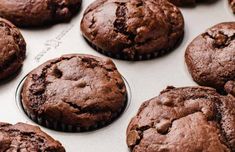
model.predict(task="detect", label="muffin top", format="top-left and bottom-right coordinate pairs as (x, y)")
top-left (185, 22), bottom-right (235, 93)
top-left (0, 17), bottom-right (26, 80)
top-left (0, 122), bottom-right (65, 152)
top-left (81, 0), bottom-right (184, 59)
top-left (0, 0), bottom-right (82, 27)
top-left (21, 54), bottom-right (127, 129)
top-left (127, 86), bottom-right (235, 152)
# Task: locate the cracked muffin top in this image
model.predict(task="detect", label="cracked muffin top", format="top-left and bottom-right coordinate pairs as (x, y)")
top-left (81, 0), bottom-right (184, 60)
top-left (0, 18), bottom-right (26, 80)
top-left (185, 22), bottom-right (235, 94)
top-left (127, 86), bottom-right (235, 152)
top-left (0, 0), bottom-right (82, 27)
top-left (21, 54), bottom-right (127, 131)
top-left (0, 122), bottom-right (65, 152)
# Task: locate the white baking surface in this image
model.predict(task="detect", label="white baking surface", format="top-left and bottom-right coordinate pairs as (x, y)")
top-left (0, 0), bottom-right (234, 151)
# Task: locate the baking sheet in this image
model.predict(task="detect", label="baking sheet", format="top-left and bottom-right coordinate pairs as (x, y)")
top-left (0, 0), bottom-right (234, 151)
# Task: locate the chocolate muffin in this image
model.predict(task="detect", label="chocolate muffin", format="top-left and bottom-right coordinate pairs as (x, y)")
top-left (21, 54), bottom-right (127, 132)
top-left (0, 122), bottom-right (65, 151)
top-left (229, 0), bottom-right (235, 13)
top-left (0, 0), bottom-right (82, 27)
top-left (185, 22), bottom-right (235, 94)
top-left (0, 18), bottom-right (26, 80)
top-left (81, 0), bottom-right (184, 60)
top-left (127, 86), bottom-right (235, 152)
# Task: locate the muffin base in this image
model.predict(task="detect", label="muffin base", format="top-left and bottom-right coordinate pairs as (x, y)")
top-left (22, 95), bottom-right (127, 132)
top-left (84, 36), bottom-right (183, 61)
top-left (16, 76), bottom-right (130, 132)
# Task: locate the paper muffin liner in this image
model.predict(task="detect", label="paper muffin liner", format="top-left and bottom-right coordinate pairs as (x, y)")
top-left (22, 97), bottom-right (127, 132)
top-left (84, 37), bottom-right (182, 61)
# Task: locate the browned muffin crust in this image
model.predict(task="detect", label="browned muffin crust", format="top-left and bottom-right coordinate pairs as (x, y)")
top-left (127, 86), bottom-right (235, 152)
top-left (21, 54), bottom-right (127, 131)
top-left (0, 0), bottom-right (82, 27)
top-left (0, 18), bottom-right (26, 80)
top-left (0, 122), bottom-right (65, 152)
top-left (185, 22), bottom-right (235, 94)
top-left (81, 0), bottom-right (184, 60)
